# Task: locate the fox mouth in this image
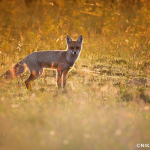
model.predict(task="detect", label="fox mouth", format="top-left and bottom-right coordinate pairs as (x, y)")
top-left (71, 50), bottom-right (80, 55)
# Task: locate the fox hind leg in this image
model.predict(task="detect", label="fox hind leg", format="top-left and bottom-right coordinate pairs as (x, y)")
top-left (25, 69), bottom-right (43, 89)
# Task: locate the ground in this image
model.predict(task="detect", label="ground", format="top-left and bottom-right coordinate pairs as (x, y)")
top-left (0, 0), bottom-right (150, 150)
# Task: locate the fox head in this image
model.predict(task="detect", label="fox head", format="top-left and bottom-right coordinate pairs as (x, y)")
top-left (66, 35), bottom-right (83, 55)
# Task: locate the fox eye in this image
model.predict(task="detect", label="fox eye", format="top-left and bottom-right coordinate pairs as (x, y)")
top-left (76, 47), bottom-right (80, 50)
top-left (70, 47), bottom-right (74, 50)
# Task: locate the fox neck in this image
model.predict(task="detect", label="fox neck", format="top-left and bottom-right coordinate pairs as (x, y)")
top-left (66, 49), bottom-right (80, 65)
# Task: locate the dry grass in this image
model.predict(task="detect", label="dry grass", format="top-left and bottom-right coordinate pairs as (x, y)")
top-left (0, 0), bottom-right (150, 150)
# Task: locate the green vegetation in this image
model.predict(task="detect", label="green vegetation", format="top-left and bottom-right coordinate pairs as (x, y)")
top-left (0, 0), bottom-right (150, 150)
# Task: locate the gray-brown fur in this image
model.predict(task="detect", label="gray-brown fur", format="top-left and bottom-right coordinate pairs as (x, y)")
top-left (1, 35), bottom-right (83, 89)
top-left (1, 58), bottom-right (27, 79)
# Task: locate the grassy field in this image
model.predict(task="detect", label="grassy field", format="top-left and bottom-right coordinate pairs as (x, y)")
top-left (0, 0), bottom-right (150, 150)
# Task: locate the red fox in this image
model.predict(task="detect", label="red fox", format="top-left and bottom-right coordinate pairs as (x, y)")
top-left (1, 35), bottom-right (83, 89)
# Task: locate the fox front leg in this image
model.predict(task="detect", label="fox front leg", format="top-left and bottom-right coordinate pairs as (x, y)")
top-left (62, 68), bottom-right (70, 88)
top-left (56, 63), bottom-right (65, 87)
top-left (57, 70), bottom-right (63, 87)
top-left (57, 63), bottom-right (71, 88)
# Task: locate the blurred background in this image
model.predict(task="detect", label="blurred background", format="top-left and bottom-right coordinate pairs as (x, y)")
top-left (0, 0), bottom-right (149, 56)
top-left (0, 1), bottom-right (150, 150)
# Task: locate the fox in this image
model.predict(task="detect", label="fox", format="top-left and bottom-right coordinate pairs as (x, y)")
top-left (1, 35), bottom-right (83, 89)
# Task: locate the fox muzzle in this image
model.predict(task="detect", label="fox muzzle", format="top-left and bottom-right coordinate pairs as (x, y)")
top-left (71, 50), bottom-right (80, 55)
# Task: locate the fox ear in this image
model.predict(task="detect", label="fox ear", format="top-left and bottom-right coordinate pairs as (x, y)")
top-left (66, 35), bottom-right (72, 44)
top-left (77, 35), bottom-right (83, 44)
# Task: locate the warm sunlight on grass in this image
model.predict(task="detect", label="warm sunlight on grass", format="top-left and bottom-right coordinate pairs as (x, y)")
top-left (0, 0), bottom-right (150, 150)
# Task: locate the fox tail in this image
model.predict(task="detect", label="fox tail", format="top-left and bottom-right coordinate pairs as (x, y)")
top-left (1, 57), bottom-right (27, 80)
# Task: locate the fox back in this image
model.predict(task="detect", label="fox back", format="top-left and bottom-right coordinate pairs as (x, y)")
top-left (1, 35), bottom-right (83, 89)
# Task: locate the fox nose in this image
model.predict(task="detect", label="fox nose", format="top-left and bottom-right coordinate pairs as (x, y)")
top-left (71, 50), bottom-right (80, 55)
top-left (71, 51), bottom-right (77, 54)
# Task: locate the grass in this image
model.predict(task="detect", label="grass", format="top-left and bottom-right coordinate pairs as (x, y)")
top-left (0, 0), bottom-right (150, 150)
